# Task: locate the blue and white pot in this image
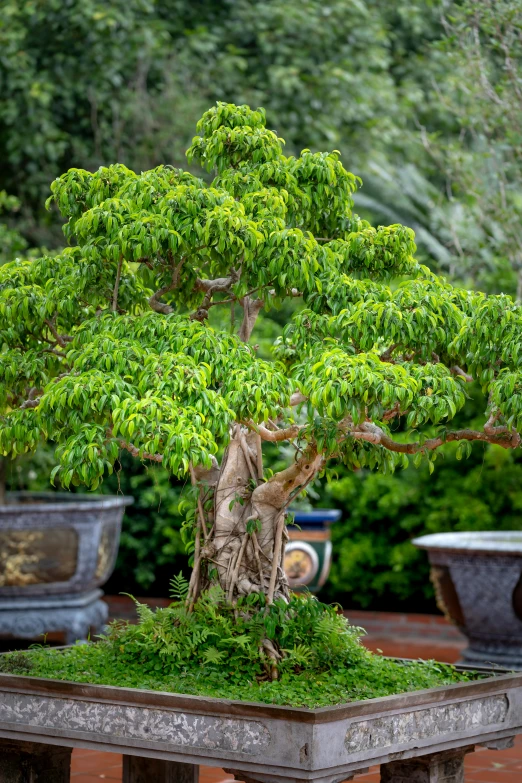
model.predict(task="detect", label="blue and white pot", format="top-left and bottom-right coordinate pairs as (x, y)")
top-left (285, 509), bottom-right (341, 593)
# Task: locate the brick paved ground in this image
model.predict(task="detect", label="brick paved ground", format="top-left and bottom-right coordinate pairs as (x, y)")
top-left (65, 599), bottom-right (520, 782)
top-left (70, 740), bottom-right (522, 783)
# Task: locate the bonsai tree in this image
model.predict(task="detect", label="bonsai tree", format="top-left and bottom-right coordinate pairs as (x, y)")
top-left (1, 102), bottom-right (521, 616)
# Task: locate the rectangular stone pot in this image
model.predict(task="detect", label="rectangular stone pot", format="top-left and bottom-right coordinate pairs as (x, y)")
top-left (0, 669), bottom-right (522, 782)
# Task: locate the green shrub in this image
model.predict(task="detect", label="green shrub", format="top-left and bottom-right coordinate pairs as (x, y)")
top-left (0, 591), bottom-right (472, 707)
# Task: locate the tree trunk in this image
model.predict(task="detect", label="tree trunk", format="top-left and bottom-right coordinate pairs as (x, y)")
top-left (186, 298), bottom-right (324, 606)
top-left (188, 428), bottom-right (323, 605)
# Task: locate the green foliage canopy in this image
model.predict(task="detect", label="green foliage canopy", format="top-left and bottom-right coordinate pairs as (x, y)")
top-left (1, 103), bottom-right (521, 494)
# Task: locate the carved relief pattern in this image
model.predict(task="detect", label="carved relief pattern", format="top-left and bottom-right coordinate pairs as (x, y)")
top-left (0, 693), bottom-right (271, 755)
top-left (345, 695), bottom-right (508, 752)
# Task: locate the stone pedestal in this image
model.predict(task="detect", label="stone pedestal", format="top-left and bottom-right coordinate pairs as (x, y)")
top-left (0, 590), bottom-right (108, 644)
top-left (380, 748), bottom-right (470, 783)
top-left (0, 738), bottom-right (71, 782)
top-left (122, 757), bottom-right (199, 783)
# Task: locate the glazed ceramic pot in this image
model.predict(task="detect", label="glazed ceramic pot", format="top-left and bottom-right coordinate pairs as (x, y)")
top-left (284, 509), bottom-right (341, 592)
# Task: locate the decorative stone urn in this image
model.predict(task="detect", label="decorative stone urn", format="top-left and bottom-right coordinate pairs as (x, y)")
top-left (413, 531), bottom-right (522, 669)
top-left (285, 509), bottom-right (341, 592)
top-left (0, 492), bottom-right (133, 643)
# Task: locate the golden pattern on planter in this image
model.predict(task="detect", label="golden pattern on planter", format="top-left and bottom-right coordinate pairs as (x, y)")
top-left (0, 529), bottom-right (78, 586)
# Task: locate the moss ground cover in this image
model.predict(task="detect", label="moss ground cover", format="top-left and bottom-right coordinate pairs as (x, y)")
top-left (0, 591), bottom-right (473, 708)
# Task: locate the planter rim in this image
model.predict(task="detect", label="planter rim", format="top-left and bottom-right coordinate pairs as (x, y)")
top-left (412, 531), bottom-right (522, 555)
top-left (0, 666), bottom-right (520, 724)
top-left (0, 491), bottom-right (133, 514)
top-left (289, 508), bottom-right (342, 524)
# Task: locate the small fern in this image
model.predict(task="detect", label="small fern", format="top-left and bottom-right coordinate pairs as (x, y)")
top-left (120, 593), bottom-right (155, 625)
top-left (169, 572), bottom-right (189, 601)
top-left (202, 646), bottom-right (226, 665)
top-left (281, 644), bottom-right (314, 668)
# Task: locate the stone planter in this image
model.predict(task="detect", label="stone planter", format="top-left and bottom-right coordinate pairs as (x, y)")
top-left (413, 531), bottom-right (522, 669)
top-left (0, 666), bottom-right (521, 781)
top-left (285, 509), bottom-right (341, 593)
top-left (0, 492), bottom-right (133, 643)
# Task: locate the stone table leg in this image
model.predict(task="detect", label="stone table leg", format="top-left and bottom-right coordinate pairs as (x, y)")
top-left (0, 738), bottom-right (72, 782)
top-left (122, 756), bottom-right (199, 783)
top-left (380, 748), bottom-right (472, 783)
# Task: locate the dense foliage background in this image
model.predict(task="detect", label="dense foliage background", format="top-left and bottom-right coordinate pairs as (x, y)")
top-left (3, 0), bottom-right (522, 611)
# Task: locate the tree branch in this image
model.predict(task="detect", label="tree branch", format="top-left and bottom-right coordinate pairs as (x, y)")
top-left (112, 255), bottom-right (123, 312)
top-left (380, 344), bottom-right (399, 362)
top-left (246, 421), bottom-right (304, 442)
top-left (148, 257), bottom-right (185, 314)
top-left (44, 318), bottom-right (70, 348)
top-left (238, 296), bottom-right (264, 342)
top-left (190, 275), bottom-right (240, 323)
top-left (20, 397), bottom-right (41, 410)
top-left (290, 391), bottom-right (307, 406)
top-left (349, 420), bottom-right (521, 453)
top-left (451, 365), bottom-right (473, 382)
top-left (382, 403), bottom-right (401, 421)
top-left (191, 455), bottom-right (220, 485)
top-left (118, 439), bottom-right (164, 462)
top-left (190, 463), bottom-right (209, 542)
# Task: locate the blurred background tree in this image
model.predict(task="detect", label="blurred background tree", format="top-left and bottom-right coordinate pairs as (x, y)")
top-left (4, 0), bottom-right (522, 610)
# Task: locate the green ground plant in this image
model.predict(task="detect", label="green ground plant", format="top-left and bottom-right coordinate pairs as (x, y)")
top-left (0, 590), bottom-right (472, 707)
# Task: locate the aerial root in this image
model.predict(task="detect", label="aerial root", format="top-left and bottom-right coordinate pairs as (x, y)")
top-left (262, 638), bottom-right (281, 681)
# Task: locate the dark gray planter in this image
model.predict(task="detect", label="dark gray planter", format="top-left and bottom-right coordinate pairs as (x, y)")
top-left (0, 492), bottom-right (133, 643)
top-left (413, 531), bottom-right (522, 669)
top-left (0, 667), bottom-right (520, 782)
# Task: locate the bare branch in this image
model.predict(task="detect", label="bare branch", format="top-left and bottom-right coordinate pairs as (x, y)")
top-left (254, 432), bottom-right (264, 480)
top-left (190, 274), bottom-right (240, 323)
top-left (484, 411), bottom-right (511, 437)
top-left (267, 513), bottom-right (285, 605)
top-left (239, 430), bottom-right (257, 482)
top-left (382, 403), bottom-right (401, 422)
top-left (195, 276), bottom-right (235, 294)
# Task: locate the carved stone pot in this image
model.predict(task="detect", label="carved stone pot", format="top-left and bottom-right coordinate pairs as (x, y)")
top-left (0, 664), bottom-right (521, 783)
top-left (0, 492), bottom-right (133, 643)
top-left (413, 531), bottom-right (522, 669)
